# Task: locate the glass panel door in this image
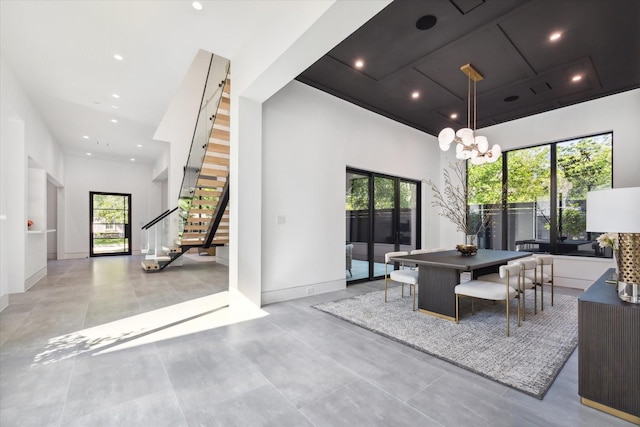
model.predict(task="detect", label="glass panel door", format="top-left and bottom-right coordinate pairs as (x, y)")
top-left (399, 180), bottom-right (419, 252)
top-left (345, 172), bottom-right (370, 282)
top-left (90, 192), bottom-right (132, 256)
top-left (373, 176), bottom-right (397, 277)
top-left (346, 169), bottom-right (420, 283)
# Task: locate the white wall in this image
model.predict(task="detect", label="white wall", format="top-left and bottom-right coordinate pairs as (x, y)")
top-left (261, 81), bottom-right (441, 304)
top-left (0, 54), bottom-right (64, 301)
top-left (62, 155), bottom-right (162, 259)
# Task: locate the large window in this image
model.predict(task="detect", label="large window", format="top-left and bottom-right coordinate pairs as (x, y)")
top-left (468, 133), bottom-right (612, 257)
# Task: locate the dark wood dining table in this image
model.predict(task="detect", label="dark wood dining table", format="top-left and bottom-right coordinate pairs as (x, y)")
top-left (391, 249), bottom-right (531, 320)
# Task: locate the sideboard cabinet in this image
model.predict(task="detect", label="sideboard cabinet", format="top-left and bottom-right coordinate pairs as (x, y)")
top-left (578, 268), bottom-right (640, 424)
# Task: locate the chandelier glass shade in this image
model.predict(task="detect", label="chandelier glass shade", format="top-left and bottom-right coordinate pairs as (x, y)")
top-left (438, 64), bottom-right (501, 165)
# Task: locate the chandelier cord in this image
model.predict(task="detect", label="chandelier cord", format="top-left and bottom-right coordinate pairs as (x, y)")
top-left (474, 78), bottom-right (477, 131)
top-left (467, 75), bottom-right (471, 130)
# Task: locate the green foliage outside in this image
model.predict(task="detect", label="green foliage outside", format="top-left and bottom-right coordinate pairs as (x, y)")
top-left (93, 194), bottom-right (128, 224)
top-left (93, 238), bottom-right (126, 245)
top-left (346, 176), bottom-right (416, 210)
top-left (556, 134), bottom-right (612, 236)
top-left (467, 134), bottom-right (612, 239)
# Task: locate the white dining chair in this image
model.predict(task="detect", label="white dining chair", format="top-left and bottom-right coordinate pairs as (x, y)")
top-left (455, 263), bottom-right (521, 336)
top-left (384, 251), bottom-right (419, 310)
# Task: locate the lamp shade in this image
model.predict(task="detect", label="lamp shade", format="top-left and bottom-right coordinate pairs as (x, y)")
top-left (586, 187), bottom-right (640, 232)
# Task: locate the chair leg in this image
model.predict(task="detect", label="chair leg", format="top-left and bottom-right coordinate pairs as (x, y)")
top-left (401, 284), bottom-right (404, 298)
top-left (551, 264), bottom-right (554, 306)
top-left (534, 285), bottom-right (537, 315)
top-left (348, 269), bottom-right (352, 277)
top-left (506, 296), bottom-right (510, 337)
top-left (412, 285), bottom-right (416, 311)
top-left (455, 295), bottom-right (459, 323)
top-left (521, 286), bottom-right (526, 322)
top-left (540, 282), bottom-right (544, 311)
top-left (384, 277), bottom-right (388, 302)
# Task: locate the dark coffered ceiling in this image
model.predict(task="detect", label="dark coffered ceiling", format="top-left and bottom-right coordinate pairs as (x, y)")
top-left (297, 0), bottom-right (640, 136)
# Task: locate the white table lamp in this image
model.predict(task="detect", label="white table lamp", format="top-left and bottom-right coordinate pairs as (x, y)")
top-left (587, 187), bottom-right (640, 303)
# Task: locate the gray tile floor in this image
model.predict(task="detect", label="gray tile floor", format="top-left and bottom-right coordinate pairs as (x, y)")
top-left (0, 256), bottom-right (633, 426)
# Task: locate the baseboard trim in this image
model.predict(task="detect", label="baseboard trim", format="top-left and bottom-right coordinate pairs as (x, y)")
top-left (261, 279), bottom-right (345, 305)
top-left (0, 293), bottom-right (8, 312)
top-left (25, 266), bottom-right (47, 290)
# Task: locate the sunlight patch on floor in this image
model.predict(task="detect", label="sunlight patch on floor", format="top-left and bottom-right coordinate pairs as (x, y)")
top-left (33, 291), bottom-right (269, 365)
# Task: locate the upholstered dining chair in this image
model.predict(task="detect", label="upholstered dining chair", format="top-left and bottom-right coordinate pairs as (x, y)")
top-left (454, 263), bottom-right (521, 336)
top-left (476, 262), bottom-right (534, 299)
top-left (384, 251), bottom-right (419, 310)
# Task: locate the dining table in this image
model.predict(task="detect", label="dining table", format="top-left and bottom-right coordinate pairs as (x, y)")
top-left (391, 249), bottom-right (531, 320)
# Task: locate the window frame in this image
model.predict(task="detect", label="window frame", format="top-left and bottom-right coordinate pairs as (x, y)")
top-left (468, 131), bottom-right (613, 257)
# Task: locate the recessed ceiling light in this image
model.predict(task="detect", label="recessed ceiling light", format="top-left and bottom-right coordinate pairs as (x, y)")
top-left (192, 1), bottom-right (203, 11)
top-left (86, 152), bottom-right (92, 156)
top-left (111, 105), bottom-right (119, 109)
top-left (83, 135), bottom-right (89, 139)
top-left (355, 59), bottom-right (364, 69)
top-left (112, 93), bottom-right (120, 99)
top-left (450, 113), bottom-right (458, 119)
top-left (549, 32), bottom-right (562, 41)
top-left (130, 158), bottom-right (136, 162)
top-left (411, 91), bottom-right (420, 99)
top-left (572, 74), bottom-right (583, 82)
top-left (113, 54), bottom-right (123, 61)
top-left (111, 119), bottom-right (118, 123)
top-left (137, 144), bottom-right (143, 148)
top-left (504, 95), bottom-right (520, 102)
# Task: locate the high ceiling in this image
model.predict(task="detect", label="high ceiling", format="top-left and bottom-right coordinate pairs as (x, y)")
top-left (0, 0), bottom-right (334, 165)
top-left (297, 0), bottom-right (640, 136)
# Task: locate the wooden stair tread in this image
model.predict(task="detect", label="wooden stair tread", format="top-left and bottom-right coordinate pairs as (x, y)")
top-left (194, 189), bottom-right (222, 197)
top-left (214, 116), bottom-right (230, 127)
top-left (196, 178), bottom-right (226, 188)
top-left (202, 156), bottom-right (230, 166)
top-left (207, 143), bottom-right (230, 154)
top-left (210, 128), bottom-right (229, 141)
top-left (219, 97), bottom-right (230, 110)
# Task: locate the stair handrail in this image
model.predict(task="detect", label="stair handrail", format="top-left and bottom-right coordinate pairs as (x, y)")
top-left (141, 207), bottom-right (178, 230)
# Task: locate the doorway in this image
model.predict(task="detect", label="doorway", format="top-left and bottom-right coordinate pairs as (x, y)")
top-left (90, 192), bottom-right (132, 256)
top-left (345, 169), bottom-right (420, 283)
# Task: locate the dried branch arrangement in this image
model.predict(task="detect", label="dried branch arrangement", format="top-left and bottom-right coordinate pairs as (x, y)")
top-left (425, 161), bottom-right (492, 241)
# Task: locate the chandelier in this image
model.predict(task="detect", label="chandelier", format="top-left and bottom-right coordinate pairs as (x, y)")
top-left (438, 64), bottom-right (501, 165)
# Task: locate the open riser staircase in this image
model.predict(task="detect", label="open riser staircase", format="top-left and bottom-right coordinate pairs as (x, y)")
top-left (141, 58), bottom-right (230, 271)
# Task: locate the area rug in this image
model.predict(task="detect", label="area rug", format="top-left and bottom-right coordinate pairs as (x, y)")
top-left (313, 286), bottom-right (578, 399)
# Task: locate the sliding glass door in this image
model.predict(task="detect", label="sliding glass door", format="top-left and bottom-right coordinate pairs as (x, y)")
top-left (346, 169), bottom-right (420, 283)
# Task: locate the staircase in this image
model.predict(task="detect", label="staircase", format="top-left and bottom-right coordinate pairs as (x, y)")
top-left (141, 57), bottom-right (231, 271)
